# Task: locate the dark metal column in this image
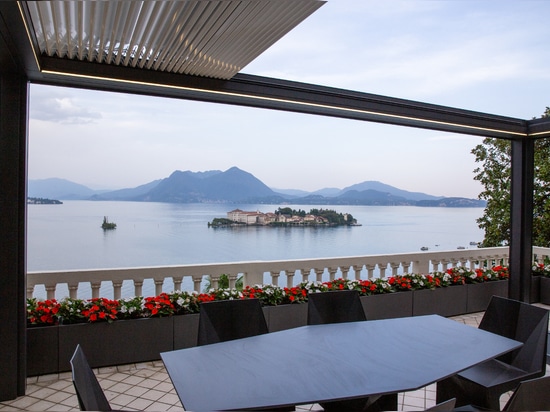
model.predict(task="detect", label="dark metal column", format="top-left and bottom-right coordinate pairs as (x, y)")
top-left (508, 138), bottom-right (534, 302)
top-left (0, 5), bottom-right (29, 397)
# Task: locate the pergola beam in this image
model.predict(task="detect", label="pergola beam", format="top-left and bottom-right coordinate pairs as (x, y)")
top-left (32, 56), bottom-right (529, 139)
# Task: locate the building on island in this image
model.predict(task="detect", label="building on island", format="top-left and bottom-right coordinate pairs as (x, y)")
top-left (227, 209), bottom-right (329, 226)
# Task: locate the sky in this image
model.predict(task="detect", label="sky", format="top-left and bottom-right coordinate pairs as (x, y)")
top-left (28, 0), bottom-right (550, 199)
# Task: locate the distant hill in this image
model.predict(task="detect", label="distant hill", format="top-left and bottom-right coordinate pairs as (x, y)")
top-left (28, 167), bottom-right (485, 207)
top-left (133, 167), bottom-right (284, 203)
top-left (339, 181), bottom-right (441, 202)
top-left (28, 178), bottom-right (101, 200)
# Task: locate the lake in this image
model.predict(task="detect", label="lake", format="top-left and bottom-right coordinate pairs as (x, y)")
top-left (27, 201), bottom-right (484, 272)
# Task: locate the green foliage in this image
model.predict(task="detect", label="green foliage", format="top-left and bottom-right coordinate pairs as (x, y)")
top-left (472, 107), bottom-right (550, 247)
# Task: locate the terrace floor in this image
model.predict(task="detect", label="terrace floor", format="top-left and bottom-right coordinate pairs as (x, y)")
top-left (2, 306), bottom-right (549, 411)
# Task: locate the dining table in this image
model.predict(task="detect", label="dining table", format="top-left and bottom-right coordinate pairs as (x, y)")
top-left (161, 314), bottom-right (522, 411)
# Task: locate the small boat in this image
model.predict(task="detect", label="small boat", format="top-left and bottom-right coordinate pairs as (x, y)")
top-left (469, 241), bottom-right (478, 245)
top-left (420, 246), bottom-right (429, 251)
top-left (457, 246), bottom-right (465, 249)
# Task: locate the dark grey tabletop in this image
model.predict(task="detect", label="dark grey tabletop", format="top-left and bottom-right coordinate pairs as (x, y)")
top-left (161, 315), bottom-right (521, 411)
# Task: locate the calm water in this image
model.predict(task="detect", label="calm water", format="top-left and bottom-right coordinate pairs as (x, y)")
top-left (27, 201), bottom-right (484, 272)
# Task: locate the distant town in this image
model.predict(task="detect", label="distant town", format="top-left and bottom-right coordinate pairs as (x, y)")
top-left (209, 207), bottom-right (360, 227)
top-left (27, 197), bottom-right (62, 205)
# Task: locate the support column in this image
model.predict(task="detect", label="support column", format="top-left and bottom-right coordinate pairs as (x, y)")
top-left (508, 138), bottom-right (534, 302)
top-left (0, 71), bottom-right (28, 399)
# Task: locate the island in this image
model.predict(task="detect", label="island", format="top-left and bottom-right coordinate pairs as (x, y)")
top-left (101, 216), bottom-right (117, 230)
top-left (27, 197), bottom-right (62, 204)
top-left (209, 207), bottom-right (359, 227)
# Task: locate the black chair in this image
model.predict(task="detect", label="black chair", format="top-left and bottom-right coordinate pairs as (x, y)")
top-left (70, 344), bottom-right (112, 411)
top-left (425, 398), bottom-right (456, 411)
top-left (307, 290), bottom-right (396, 411)
top-left (436, 296), bottom-right (549, 410)
top-left (307, 290), bottom-right (367, 325)
top-left (453, 376), bottom-right (550, 411)
top-left (197, 298), bottom-right (268, 345)
top-left (500, 375), bottom-right (550, 411)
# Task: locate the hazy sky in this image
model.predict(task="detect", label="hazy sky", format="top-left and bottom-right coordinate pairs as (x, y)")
top-left (28, 1), bottom-right (550, 198)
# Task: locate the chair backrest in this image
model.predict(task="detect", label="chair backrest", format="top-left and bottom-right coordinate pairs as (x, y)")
top-left (69, 344), bottom-right (112, 411)
top-left (479, 296), bottom-right (549, 374)
top-left (503, 376), bottom-right (550, 411)
top-left (197, 298), bottom-right (268, 345)
top-left (307, 290), bottom-right (366, 325)
top-left (425, 398), bottom-right (456, 411)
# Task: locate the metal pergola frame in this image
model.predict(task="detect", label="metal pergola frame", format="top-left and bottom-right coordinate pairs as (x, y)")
top-left (2, 0), bottom-right (550, 402)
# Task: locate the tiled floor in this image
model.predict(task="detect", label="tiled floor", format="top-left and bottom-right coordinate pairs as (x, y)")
top-left (1, 308), bottom-right (548, 411)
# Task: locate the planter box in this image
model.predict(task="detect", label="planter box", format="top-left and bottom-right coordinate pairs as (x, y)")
top-left (263, 303), bottom-right (308, 332)
top-left (27, 326), bottom-right (59, 376)
top-left (531, 275), bottom-right (541, 303)
top-left (540, 277), bottom-right (550, 305)
top-left (361, 292), bottom-right (413, 320)
top-left (173, 314), bottom-right (200, 349)
top-left (413, 286), bottom-right (468, 317)
top-left (58, 317), bottom-right (174, 372)
top-left (466, 280), bottom-right (508, 313)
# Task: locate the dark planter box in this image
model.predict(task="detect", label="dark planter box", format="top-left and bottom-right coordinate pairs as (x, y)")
top-left (361, 292), bottom-right (413, 320)
top-left (540, 277), bottom-right (550, 305)
top-left (466, 280), bottom-right (508, 313)
top-left (27, 325), bottom-right (59, 376)
top-left (531, 275), bottom-right (541, 303)
top-left (174, 313), bottom-right (200, 349)
top-left (413, 285), bottom-right (468, 317)
top-left (58, 317), bottom-right (174, 372)
top-left (263, 303), bottom-right (308, 332)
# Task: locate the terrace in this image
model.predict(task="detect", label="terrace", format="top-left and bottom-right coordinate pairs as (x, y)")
top-left (2, 0), bottom-right (550, 405)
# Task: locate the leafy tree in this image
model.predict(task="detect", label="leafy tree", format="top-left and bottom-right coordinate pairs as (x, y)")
top-left (472, 107), bottom-right (550, 247)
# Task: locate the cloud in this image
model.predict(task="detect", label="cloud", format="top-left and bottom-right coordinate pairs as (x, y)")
top-left (30, 86), bottom-right (102, 124)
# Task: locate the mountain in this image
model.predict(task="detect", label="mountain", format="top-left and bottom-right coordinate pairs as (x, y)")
top-left (28, 168), bottom-right (485, 207)
top-left (339, 181), bottom-right (441, 201)
top-left (90, 179), bottom-right (162, 201)
top-left (28, 178), bottom-right (102, 200)
top-left (133, 167), bottom-right (285, 203)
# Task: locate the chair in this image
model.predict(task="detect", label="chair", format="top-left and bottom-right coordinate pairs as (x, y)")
top-left (425, 398), bottom-right (456, 411)
top-left (70, 344), bottom-right (112, 411)
top-left (307, 290), bottom-right (367, 325)
top-left (197, 298), bottom-right (268, 345)
top-left (453, 376), bottom-right (550, 411)
top-left (307, 290), bottom-right (396, 411)
top-left (436, 296), bottom-right (549, 410)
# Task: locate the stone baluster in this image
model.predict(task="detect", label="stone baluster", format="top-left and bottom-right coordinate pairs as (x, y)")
top-left (286, 270), bottom-right (295, 288)
top-left (364, 265), bottom-right (374, 279)
top-left (113, 281), bottom-right (123, 300)
top-left (134, 280), bottom-right (144, 296)
top-left (68, 283), bottom-right (79, 299)
top-left (192, 276), bottom-right (202, 293)
top-left (328, 267), bottom-right (338, 281)
top-left (210, 275), bottom-right (220, 290)
top-left (45, 284), bottom-right (56, 300)
top-left (389, 262), bottom-right (400, 276)
top-left (269, 271), bottom-right (279, 286)
top-left (154, 279), bottom-right (164, 295)
top-left (91, 282), bottom-right (101, 299)
top-left (228, 273), bottom-right (239, 289)
top-left (173, 277), bottom-right (182, 292)
top-left (313, 268), bottom-right (323, 282)
top-left (300, 269), bottom-right (310, 283)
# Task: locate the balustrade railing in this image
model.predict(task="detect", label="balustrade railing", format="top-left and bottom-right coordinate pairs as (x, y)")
top-left (27, 246), bottom-right (549, 301)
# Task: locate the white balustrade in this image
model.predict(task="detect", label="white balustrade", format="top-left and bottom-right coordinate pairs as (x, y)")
top-left (26, 246), bottom-right (538, 301)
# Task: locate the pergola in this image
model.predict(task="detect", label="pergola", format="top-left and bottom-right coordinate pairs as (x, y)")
top-left (2, 0), bottom-right (550, 402)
